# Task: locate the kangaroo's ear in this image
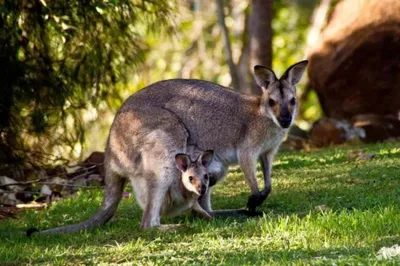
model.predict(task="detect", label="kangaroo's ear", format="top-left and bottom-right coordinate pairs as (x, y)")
top-left (175, 153), bottom-right (191, 172)
top-left (198, 150), bottom-right (214, 168)
top-left (254, 65), bottom-right (277, 89)
top-left (281, 60), bottom-right (308, 85)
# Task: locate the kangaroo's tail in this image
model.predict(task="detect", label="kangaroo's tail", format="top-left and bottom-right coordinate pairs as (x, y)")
top-left (27, 174), bottom-right (126, 236)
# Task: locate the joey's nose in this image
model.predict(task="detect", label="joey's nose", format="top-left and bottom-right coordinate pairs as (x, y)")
top-left (279, 116), bottom-right (292, 128)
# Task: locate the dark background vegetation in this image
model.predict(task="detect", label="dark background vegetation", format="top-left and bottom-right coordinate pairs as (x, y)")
top-left (0, 0), bottom-right (399, 169)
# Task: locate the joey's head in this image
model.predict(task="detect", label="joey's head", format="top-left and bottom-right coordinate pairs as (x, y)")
top-left (254, 60), bottom-right (308, 129)
top-left (175, 150), bottom-right (214, 196)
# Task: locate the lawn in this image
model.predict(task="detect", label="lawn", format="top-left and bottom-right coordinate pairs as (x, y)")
top-left (1, 142), bottom-right (400, 265)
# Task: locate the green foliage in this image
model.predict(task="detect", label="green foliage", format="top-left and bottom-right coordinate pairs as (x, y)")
top-left (0, 0), bottom-right (174, 165)
top-left (133, 0), bottom-right (321, 131)
top-left (0, 0), bottom-right (329, 165)
top-left (273, 0), bottom-right (311, 73)
top-left (1, 142), bottom-right (400, 264)
top-left (273, 0), bottom-right (323, 125)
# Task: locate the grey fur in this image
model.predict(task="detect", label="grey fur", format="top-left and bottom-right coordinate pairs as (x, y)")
top-left (32, 149), bottom-right (214, 234)
top-left (29, 60), bottom-right (308, 234)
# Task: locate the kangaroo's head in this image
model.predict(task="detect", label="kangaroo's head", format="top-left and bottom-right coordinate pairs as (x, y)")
top-left (175, 150), bottom-right (214, 196)
top-left (254, 60), bottom-right (308, 129)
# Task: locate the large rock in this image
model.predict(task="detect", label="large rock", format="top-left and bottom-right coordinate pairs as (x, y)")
top-left (308, 0), bottom-right (400, 141)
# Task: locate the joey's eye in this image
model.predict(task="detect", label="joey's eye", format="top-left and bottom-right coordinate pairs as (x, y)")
top-left (290, 97), bottom-right (296, 105)
top-left (268, 99), bottom-right (276, 106)
top-left (189, 176), bottom-right (194, 182)
top-left (204, 174), bottom-right (209, 180)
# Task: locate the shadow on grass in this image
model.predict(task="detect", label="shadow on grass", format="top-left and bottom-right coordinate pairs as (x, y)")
top-left (4, 159), bottom-right (399, 233)
top-left (373, 235), bottom-right (400, 251)
top-left (215, 160), bottom-right (400, 216)
top-left (208, 246), bottom-right (373, 264)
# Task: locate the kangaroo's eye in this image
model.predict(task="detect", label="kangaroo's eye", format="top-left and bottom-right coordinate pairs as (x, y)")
top-left (189, 176), bottom-right (194, 182)
top-left (268, 99), bottom-right (276, 106)
top-left (290, 97), bottom-right (296, 105)
top-left (204, 174), bottom-right (209, 180)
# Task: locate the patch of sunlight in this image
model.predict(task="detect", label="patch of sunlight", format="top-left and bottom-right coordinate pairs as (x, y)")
top-left (304, 105), bottom-right (320, 120)
top-left (297, 120), bottom-right (312, 131)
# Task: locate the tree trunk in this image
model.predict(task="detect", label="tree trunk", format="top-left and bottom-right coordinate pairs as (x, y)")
top-left (237, 5), bottom-right (251, 94)
top-left (308, 0), bottom-right (400, 141)
top-left (248, 0), bottom-right (273, 95)
top-left (218, 0), bottom-right (273, 95)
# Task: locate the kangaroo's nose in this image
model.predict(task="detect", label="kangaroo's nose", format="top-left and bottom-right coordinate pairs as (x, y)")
top-left (279, 115), bottom-right (292, 128)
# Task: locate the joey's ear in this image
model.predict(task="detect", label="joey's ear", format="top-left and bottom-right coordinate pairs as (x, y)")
top-left (175, 153), bottom-right (191, 172)
top-left (253, 65), bottom-right (277, 89)
top-left (281, 60), bottom-right (308, 85)
top-left (198, 150), bottom-right (214, 168)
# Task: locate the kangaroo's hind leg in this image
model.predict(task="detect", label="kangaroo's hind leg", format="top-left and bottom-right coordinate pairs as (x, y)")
top-left (139, 174), bottom-right (166, 229)
top-left (130, 106), bottom-right (190, 229)
top-left (139, 168), bottom-right (178, 229)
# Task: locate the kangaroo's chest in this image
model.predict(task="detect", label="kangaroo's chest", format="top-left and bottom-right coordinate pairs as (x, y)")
top-left (260, 131), bottom-right (286, 153)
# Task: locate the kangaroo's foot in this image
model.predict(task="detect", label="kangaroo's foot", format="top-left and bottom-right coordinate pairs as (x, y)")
top-left (246, 190), bottom-right (269, 213)
top-left (211, 209), bottom-right (263, 217)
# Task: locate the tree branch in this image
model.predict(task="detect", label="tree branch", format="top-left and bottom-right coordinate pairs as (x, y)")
top-left (216, 0), bottom-right (241, 91)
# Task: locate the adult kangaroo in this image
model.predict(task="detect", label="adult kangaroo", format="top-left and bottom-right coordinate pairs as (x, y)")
top-left (27, 60), bottom-right (308, 234)
top-left (132, 61), bottom-right (308, 216)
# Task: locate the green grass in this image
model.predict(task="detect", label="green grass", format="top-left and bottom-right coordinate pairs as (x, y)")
top-left (1, 142), bottom-right (400, 265)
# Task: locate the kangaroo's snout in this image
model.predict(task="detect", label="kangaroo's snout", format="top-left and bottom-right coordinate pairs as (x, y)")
top-left (278, 115), bottom-right (292, 128)
top-left (194, 181), bottom-right (208, 196)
